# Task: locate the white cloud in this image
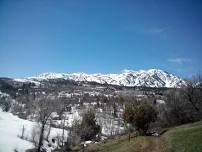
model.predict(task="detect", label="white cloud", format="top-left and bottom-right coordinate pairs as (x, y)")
top-left (148, 27), bottom-right (168, 34)
top-left (124, 25), bottom-right (169, 35)
top-left (168, 58), bottom-right (192, 65)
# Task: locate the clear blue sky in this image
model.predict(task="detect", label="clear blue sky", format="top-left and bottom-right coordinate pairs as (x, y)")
top-left (0, 0), bottom-right (202, 78)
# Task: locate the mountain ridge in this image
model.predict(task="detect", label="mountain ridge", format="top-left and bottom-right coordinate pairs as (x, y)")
top-left (13, 69), bottom-right (187, 88)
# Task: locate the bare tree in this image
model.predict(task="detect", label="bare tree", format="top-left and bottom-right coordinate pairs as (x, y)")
top-left (34, 97), bottom-right (56, 152)
top-left (164, 82), bottom-right (202, 127)
top-left (20, 125), bottom-right (25, 139)
top-left (183, 81), bottom-right (199, 112)
top-left (45, 123), bottom-right (51, 141)
top-left (61, 113), bottom-right (67, 147)
top-left (31, 124), bottom-right (40, 148)
top-left (183, 73), bottom-right (202, 115)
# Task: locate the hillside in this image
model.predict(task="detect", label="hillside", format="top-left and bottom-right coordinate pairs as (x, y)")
top-left (85, 121), bottom-right (202, 152)
top-left (166, 121), bottom-right (202, 152)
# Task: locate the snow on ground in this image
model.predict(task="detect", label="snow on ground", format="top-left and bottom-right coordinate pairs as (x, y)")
top-left (0, 109), bottom-right (67, 152)
top-left (0, 91), bottom-right (9, 98)
top-left (0, 109), bottom-right (33, 152)
top-left (14, 78), bottom-right (41, 87)
top-left (156, 99), bottom-right (165, 104)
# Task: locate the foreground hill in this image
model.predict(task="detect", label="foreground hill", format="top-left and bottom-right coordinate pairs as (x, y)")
top-left (166, 121), bottom-right (202, 152)
top-left (14, 69), bottom-right (186, 88)
top-left (85, 121), bottom-right (202, 152)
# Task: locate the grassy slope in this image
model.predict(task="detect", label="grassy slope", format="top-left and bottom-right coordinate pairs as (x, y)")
top-left (166, 121), bottom-right (202, 152)
top-left (86, 135), bottom-right (167, 152)
top-left (86, 121), bottom-right (202, 152)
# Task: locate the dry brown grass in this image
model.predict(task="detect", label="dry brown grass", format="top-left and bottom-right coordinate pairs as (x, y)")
top-left (86, 134), bottom-right (168, 152)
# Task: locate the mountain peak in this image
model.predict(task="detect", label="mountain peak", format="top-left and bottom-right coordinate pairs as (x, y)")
top-left (121, 69), bottom-right (136, 73)
top-left (15, 69), bottom-right (186, 88)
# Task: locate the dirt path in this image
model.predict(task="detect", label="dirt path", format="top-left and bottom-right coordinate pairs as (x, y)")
top-left (141, 136), bottom-right (168, 152)
top-left (151, 137), bottom-right (167, 152)
top-left (86, 135), bottom-right (169, 152)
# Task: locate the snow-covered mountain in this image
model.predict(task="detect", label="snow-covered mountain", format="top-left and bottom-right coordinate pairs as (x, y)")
top-left (15, 69), bottom-right (187, 88)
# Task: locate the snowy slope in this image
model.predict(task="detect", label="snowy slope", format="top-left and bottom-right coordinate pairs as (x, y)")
top-left (15, 69), bottom-right (186, 88)
top-left (0, 109), bottom-right (67, 152)
top-left (0, 109), bottom-right (34, 152)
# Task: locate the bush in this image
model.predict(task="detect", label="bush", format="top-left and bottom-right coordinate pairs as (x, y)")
top-left (70, 110), bottom-right (101, 144)
top-left (80, 110), bottom-right (101, 141)
top-left (123, 102), bottom-right (157, 134)
top-left (0, 100), bottom-right (11, 112)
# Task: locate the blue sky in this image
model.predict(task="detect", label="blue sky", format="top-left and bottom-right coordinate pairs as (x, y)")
top-left (0, 0), bottom-right (202, 78)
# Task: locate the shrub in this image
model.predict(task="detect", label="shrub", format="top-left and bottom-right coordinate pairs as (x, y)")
top-left (70, 110), bottom-right (101, 144)
top-left (80, 110), bottom-right (101, 141)
top-left (0, 100), bottom-right (11, 112)
top-left (123, 102), bottom-right (157, 134)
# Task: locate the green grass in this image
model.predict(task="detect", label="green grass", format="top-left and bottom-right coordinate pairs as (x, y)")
top-left (86, 135), bottom-right (137, 152)
top-left (86, 135), bottom-right (167, 152)
top-left (86, 121), bottom-right (202, 152)
top-left (166, 121), bottom-right (202, 152)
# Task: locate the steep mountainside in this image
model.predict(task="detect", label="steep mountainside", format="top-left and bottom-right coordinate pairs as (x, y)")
top-left (14, 69), bottom-right (186, 88)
